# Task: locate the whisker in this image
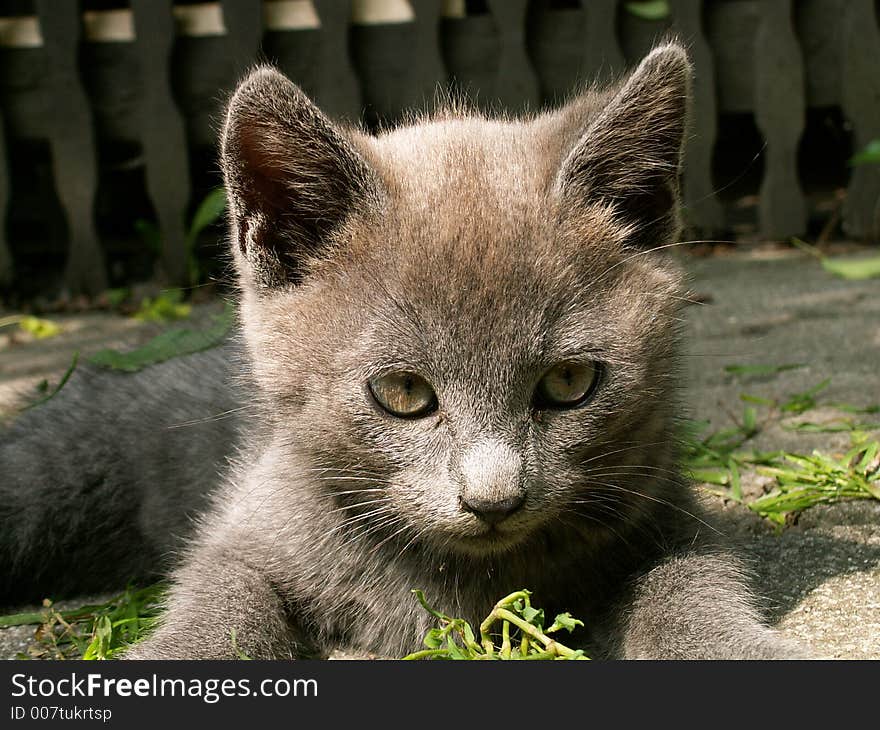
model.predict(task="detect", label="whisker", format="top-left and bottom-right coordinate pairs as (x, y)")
top-left (341, 515), bottom-right (407, 547)
top-left (322, 488), bottom-right (386, 498)
top-left (327, 508), bottom-right (398, 536)
top-left (392, 524), bottom-right (432, 561)
top-left (588, 481), bottom-right (722, 536)
top-left (370, 522), bottom-right (414, 554)
top-left (586, 464), bottom-right (685, 481)
top-left (327, 497), bottom-right (392, 516)
top-left (577, 440), bottom-right (676, 465)
top-left (166, 405), bottom-right (254, 429)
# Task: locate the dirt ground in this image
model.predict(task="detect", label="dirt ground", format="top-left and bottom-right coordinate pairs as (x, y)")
top-left (1, 247), bottom-right (878, 659)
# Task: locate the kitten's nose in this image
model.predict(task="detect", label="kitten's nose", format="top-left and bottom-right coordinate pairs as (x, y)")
top-left (458, 438), bottom-right (525, 526)
top-left (460, 493), bottom-right (525, 525)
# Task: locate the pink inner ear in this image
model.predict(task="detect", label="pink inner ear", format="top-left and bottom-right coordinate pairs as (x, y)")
top-left (235, 122), bottom-right (292, 214)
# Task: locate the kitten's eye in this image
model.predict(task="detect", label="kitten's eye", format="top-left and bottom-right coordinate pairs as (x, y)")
top-left (368, 372), bottom-right (438, 418)
top-left (534, 361), bottom-right (600, 410)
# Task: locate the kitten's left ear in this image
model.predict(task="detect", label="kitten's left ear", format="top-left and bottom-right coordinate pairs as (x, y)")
top-left (556, 43), bottom-right (692, 248)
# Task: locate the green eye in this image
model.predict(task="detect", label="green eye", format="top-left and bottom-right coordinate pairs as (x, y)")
top-left (535, 361), bottom-right (600, 409)
top-left (368, 372), bottom-right (438, 418)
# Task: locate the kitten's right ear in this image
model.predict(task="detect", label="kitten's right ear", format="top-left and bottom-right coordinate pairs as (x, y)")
top-left (221, 67), bottom-right (380, 290)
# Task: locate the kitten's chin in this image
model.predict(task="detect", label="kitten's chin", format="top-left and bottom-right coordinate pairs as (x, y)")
top-left (435, 525), bottom-right (535, 557)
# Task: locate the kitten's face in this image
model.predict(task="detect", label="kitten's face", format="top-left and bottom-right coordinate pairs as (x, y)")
top-left (222, 45), bottom-right (691, 556)
top-left (249, 187), bottom-right (681, 555)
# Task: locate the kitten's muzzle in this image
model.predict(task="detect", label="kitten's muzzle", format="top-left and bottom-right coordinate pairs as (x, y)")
top-left (459, 493), bottom-right (525, 526)
top-left (456, 438), bottom-right (526, 527)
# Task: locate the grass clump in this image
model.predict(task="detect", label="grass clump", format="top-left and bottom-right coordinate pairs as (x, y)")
top-left (749, 438), bottom-right (880, 526)
top-left (683, 370), bottom-right (880, 527)
top-left (0, 584), bottom-right (164, 660)
top-left (3, 586), bottom-right (587, 661)
top-left (403, 589), bottom-right (588, 660)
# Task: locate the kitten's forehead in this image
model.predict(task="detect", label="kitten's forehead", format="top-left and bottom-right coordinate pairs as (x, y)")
top-left (365, 118), bottom-right (559, 216)
top-left (354, 117), bottom-right (625, 282)
top-left (337, 119), bottom-right (649, 366)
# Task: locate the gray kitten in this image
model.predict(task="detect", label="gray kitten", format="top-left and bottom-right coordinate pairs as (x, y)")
top-left (0, 43), bottom-right (803, 659)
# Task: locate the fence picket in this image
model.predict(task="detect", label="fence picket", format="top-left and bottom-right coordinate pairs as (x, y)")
top-left (486, 0), bottom-right (539, 113)
top-left (409, 0), bottom-right (446, 110)
top-left (670, 0), bottom-right (724, 234)
top-left (37, 0), bottom-right (106, 296)
top-left (221, 0), bottom-right (264, 76)
top-left (131, 0), bottom-right (193, 287)
top-left (840, 0), bottom-right (880, 240)
top-left (581, 0), bottom-right (624, 86)
top-left (312, 0), bottom-right (362, 121)
top-left (754, 0), bottom-right (807, 238)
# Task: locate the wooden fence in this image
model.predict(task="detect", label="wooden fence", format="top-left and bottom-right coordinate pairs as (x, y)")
top-left (0, 0), bottom-right (878, 297)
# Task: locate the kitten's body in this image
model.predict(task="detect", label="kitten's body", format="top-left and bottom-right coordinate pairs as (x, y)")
top-left (0, 346), bottom-right (241, 599)
top-left (0, 44), bottom-right (803, 659)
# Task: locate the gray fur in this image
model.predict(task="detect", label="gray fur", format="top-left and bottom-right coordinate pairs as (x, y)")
top-left (0, 346), bottom-right (243, 602)
top-left (1, 44), bottom-right (804, 659)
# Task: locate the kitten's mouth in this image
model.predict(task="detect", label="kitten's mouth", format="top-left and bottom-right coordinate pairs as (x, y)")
top-left (451, 521), bottom-right (533, 554)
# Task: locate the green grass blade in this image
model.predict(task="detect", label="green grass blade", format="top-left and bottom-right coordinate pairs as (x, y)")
top-left (821, 255), bottom-right (880, 281)
top-left (90, 306), bottom-right (232, 373)
top-left (724, 363), bottom-right (804, 379)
